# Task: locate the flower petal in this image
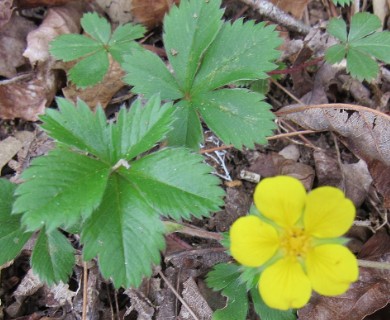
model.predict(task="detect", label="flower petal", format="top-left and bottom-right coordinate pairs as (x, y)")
top-left (259, 257), bottom-right (312, 310)
top-left (306, 244), bottom-right (358, 296)
top-left (254, 176), bottom-right (306, 228)
top-left (304, 187), bottom-right (355, 238)
top-left (230, 215), bottom-right (279, 267)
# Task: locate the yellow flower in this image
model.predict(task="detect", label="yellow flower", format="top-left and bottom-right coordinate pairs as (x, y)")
top-left (230, 176), bottom-right (358, 310)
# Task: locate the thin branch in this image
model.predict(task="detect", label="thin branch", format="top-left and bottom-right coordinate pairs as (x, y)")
top-left (358, 259), bottom-right (390, 271)
top-left (158, 270), bottom-right (200, 320)
top-left (238, 0), bottom-right (311, 34)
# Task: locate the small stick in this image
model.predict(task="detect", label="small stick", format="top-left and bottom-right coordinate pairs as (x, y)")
top-left (358, 259), bottom-right (390, 271)
top-left (238, 0), bottom-right (311, 34)
top-left (158, 270), bottom-right (201, 320)
top-left (82, 261), bottom-right (88, 320)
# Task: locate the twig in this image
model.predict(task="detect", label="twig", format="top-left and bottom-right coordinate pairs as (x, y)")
top-left (164, 221), bottom-right (223, 241)
top-left (270, 77), bottom-right (304, 104)
top-left (268, 57), bottom-right (324, 75)
top-left (358, 259), bottom-right (390, 271)
top-left (82, 261), bottom-right (88, 320)
top-left (158, 270), bottom-right (201, 320)
top-left (238, 0), bottom-right (311, 34)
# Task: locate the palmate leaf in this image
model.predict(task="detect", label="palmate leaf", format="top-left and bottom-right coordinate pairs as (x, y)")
top-left (207, 263), bottom-right (249, 320)
top-left (326, 12), bottom-right (390, 81)
top-left (13, 149), bottom-right (111, 232)
top-left (0, 179), bottom-right (32, 265)
top-left (50, 12), bottom-right (144, 87)
top-left (331, 0), bottom-right (352, 6)
top-left (193, 89), bottom-right (275, 148)
top-left (128, 148), bottom-right (224, 220)
top-left (81, 174), bottom-right (165, 288)
top-left (163, 0), bottom-right (224, 92)
top-left (123, 0), bottom-right (281, 150)
top-left (31, 228), bottom-right (75, 285)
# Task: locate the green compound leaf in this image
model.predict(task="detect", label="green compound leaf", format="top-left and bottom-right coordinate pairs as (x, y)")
top-left (348, 12), bottom-right (381, 42)
top-left (50, 12), bottom-right (144, 87)
top-left (331, 0), bottom-right (353, 6)
top-left (108, 24), bottom-right (146, 63)
top-left (49, 34), bottom-right (102, 61)
top-left (13, 149), bottom-right (111, 232)
top-left (110, 95), bottom-right (175, 161)
top-left (0, 179), bottom-right (32, 265)
top-left (163, 0), bottom-right (223, 92)
top-left (128, 148), bottom-right (224, 220)
top-left (41, 98), bottom-right (111, 161)
top-left (251, 288), bottom-right (296, 320)
top-left (192, 20), bottom-right (281, 94)
top-left (81, 12), bottom-right (112, 44)
top-left (207, 263), bottom-right (249, 320)
top-left (68, 50), bottom-right (109, 87)
top-left (193, 89), bottom-right (275, 148)
top-left (346, 48), bottom-right (378, 81)
top-left (81, 174), bottom-right (165, 288)
top-left (123, 0), bottom-right (281, 150)
top-left (122, 49), bottom-right (183, 100)
top-left (327, 18), bottom-right (347, 42)
top-left (166, 100), bottom-right (203, 149)
top-left (31, 228), bottom-right (75, 285)
top-left (326, 12), bottom-right (390, 81)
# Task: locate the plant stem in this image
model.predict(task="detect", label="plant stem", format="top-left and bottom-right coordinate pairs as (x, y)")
top-left (358, 259), bottom-right (390, 270)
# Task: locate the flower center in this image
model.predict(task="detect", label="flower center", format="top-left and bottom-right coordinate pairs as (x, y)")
top-left (280, 227), bottom-right (312, 258)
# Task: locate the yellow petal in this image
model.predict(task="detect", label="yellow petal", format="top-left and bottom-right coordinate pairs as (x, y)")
top-left (306, 244), bottom-right (358, 296)
top-left (304, 187), bottom-right (355, 238)
top-left (254, 176), bottom-right (306, 228)
top-left (230, 215), bottom-right (279, 267)
top-left (259, 257), bottom-right (312, 310)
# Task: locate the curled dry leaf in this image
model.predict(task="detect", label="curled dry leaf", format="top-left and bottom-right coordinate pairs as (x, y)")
top-left (0, 14), bottom-right (35, 78)
top-left (269, 0), bottom-right (310, 19)
top-left (276, 104), bottom-right (390, 166)
top-left (95, 0), bottom-right (179, 28)
top-left (62, 57), bottom-right (125, 109)
top-left (23, 2), bottom-right (84, 65)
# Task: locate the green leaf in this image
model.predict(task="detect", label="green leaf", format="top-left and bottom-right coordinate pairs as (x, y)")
top-left (81, 12), bottom-right (111, 44)
top-left (348, 12), bottom-right (381, 42)
top-left (108, 24), bottom-right (146, 62)
top-left (49, 34), bottom-right (102, 61)
top-left (163, 0), bottom-right (224, 91)
top-left (351, 31), bottom-right (390, 63)
top-left (68, 50), bottom-right (109, 88)
top-left (325, 44), bottom-right (346, 64)
top-left (327, 18), bottom-right (347, 42)
top-left (207, 263), bottom-right (249, 320)
top-left (13, 149), bottom-right (111, 231)
top-left (193, 89), bottom-right (275, 148)
top-left (81, 174), bottom-right (165, 288)
top-left (331, 0), bottom-right (353, 6)
top-left (166, 100), bottom-right (203, 149)
top-left (128, 148), bottom-right (224, 220)
top-left (110, 95), bottom-right (175, 160)
top-left (251, 288), bottom-right (296, 320)
top-left (122, 48), bottom-right (183, 100)
top-left (346, 48), bottom-right (378, 81)
top-left (41, 98), bottom-right (111, 161)
top-left (192, 20), bottom-right (281, 93)
top-left (31, 228), bottom-right (75, 285)
top-left (0, 179), bottom-right (32, 265)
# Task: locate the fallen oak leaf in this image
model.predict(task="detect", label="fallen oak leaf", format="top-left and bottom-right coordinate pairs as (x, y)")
top-left (276, 104), bottom-right (390, 166)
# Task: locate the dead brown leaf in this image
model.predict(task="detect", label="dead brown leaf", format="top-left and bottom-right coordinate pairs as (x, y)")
top-left (0, 136), bottom-right (23, 172)
top-left (249, 152), bottom-right (315, 190)
top-left (178, 277), bottom-right (213, 320)
top-left (23, 2), bottom-right (84, 65)
top-left (0, 14), bottom-right (35, 78)
top-left (366, 159), bottom-right (390, 208)
top-left (276, 104), bottom-right (390, 166)
top-left (0, 63), bottom-right (58, 120)
top-left (0, 0), bottom-right (13, 28)
top-left (269, 0), bottom-right (310, 19)
top-left (62, 57), bottom-right (125, 109)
